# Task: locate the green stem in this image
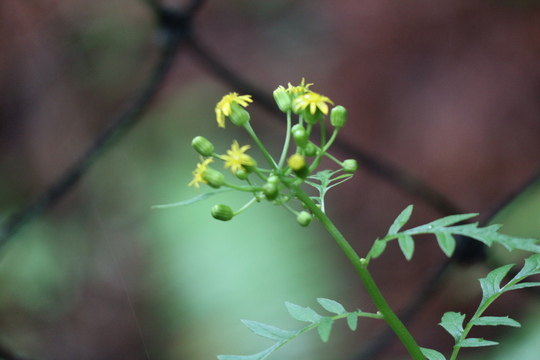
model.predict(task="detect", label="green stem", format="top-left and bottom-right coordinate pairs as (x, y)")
top-left (293, 187), bottom-right (425, 360)
top-left (278, 111), bottom-right (292, 169)
top-left (243, 123), bottom-right (278, 170)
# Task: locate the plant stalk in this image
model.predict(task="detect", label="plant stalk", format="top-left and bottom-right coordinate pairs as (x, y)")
top-left (293, 187), bottom-right (425, 360)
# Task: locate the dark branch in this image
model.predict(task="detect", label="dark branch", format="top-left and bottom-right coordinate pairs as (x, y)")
top-left (0, 2), bottom-right (204, 247)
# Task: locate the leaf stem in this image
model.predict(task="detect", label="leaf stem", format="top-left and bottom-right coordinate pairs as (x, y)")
top-left (292, 187), bottom-right (425, 360)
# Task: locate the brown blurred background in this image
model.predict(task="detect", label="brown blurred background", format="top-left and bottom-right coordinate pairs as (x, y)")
top-left (2, 1), bottom-right (540, 359)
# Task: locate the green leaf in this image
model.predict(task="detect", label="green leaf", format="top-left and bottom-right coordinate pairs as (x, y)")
top-left (285, 302), bottom-right (321, 323)
top-left (317, 298), bottom-right (346, 315)
top-left (470, 316), bottom-right (520, 327)
top-left (449, 224), bottom-right (540, 253)
top-left (241, 320), bottom-right (297, 341)
top-left (479, 264), bottom-right (514, 305)
top-left (420, 347), bottom-right (446, 360)
top-left (369, 239), bottom-right (387, 259)
top-left (152, 188), bottom-right (232, 208)
top-left (435, 232), bottom-right (456, 257)
top-left (347, 313), bottom-right (358, 331)
top-left (398, 234), bottom-right (415, 260)
top-left (439, 312), bottom-right (465, 341)
top-left (511, 253), bottom-right (540, 280)
top-left (420, 213), bottom-right (478, 229)
top-left (388, 205), bottom-right (413, 235)
top-left (456, 338), bottom-right (498, 347)
top-left (317, 317), bottom-right (333, 342)
top-left (506, 281), bottom-right (540, 291)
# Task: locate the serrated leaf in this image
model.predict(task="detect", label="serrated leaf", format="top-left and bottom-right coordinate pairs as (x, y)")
top-left (511, 254), bottom-right (540, 280)
top-left (398, 234), bottom-right (415, 260)
top-left (439, 312), bottom-right (465, 341)
top-left (479, 264), bottom-right (514, 305)
top-left (152, 188), bottom-right (232, 208)
top-left (471, 316), bottom-right (520, 327)
top-left (420, 347), bottom-right (446, 360)
top-left (317, 298), bottom-right (346, 315)
top-left (347, 313), bottom-right (358, 331)
top-left (388, 205), bottom-right (413, 235)
top-left (369, 239), bottom-right (387, 259)
top-left (435, 231), bottom-right (456, 257)
top-left (421, 213), bottom-right (478, 229)
top-left (456, 338), bottom-right (498, 347)
top-left (449, 224), bottom-right (540, 252)
top-left (317, 317), bottom-right (333, 342)
top-left (241, 320), bottom-right (297, 341)
top-left (285, 302), bottom-right (321, 323)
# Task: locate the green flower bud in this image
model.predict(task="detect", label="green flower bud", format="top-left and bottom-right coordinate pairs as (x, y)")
top-left (330, 105), bottom-right (347, 128)
top-left (292, 127), bottom-right (309, 148)
top-left (202, 167), bottom-right (225, 188)
top-left (263, 182), bottom-right (279, 201)
top-left (191, 136), bottom-right (214, 156)
top-left (211, 204), bottom-right (234, 221)
top-left (273, 87), bottom-right (292, 112)
top-left (304, 142), bottom-right (318, 157)
top-left (267, 175), bottom-right (279, 185)
top-left (228, 102), bottom-right (251, 127)
top-left (296, 211), bottom-right (312, 227)
top-left (342, 159), bottom-right (358, 173)
top-left (235, 168), bottom-right (249, 180)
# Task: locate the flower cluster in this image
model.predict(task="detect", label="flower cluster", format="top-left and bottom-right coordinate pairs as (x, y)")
top-left (187, 80), bottom-right (358, 225)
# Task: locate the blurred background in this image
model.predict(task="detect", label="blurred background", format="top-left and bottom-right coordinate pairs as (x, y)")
top-left (2, 0), bottom-right (540, 359)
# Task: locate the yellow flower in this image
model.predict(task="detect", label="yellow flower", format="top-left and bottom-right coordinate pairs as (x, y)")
top-left (292, 91), bottom-right (334, 115)
top-left (222, 140), bottom-right (256, 173)
top-left (215, 93), bottom-right (253, 128)
top-left (188, 157), bottom-right (214, 188)
top-left (288, 153), bottom-right (306, 171)
top-left (286, 78), bottom-right (313, 97)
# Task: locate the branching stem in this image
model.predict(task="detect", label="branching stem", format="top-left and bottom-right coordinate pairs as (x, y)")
top-left (293, 187), bottom-right (425, 360)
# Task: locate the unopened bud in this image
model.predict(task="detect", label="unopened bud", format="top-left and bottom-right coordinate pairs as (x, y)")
top-left (296, 211), bottom-right (312, 227)
top-left (292, 126), bottom-right (309, 148)
top-left (263, 182), bottom-right (279, 201)
top-left (273, 87), bottom-right (292, 112)
top-left (342, 159), bottom-right (358, 173)
top-left (211, 204), bottom-right (234, 221)
top-left (202, 167), bottom-right (225, 188)
top-left (191, 136), bottom-right (214, 156)
top-left (228, 103), bottom-right (251, 127)
top-left (330, 105), bottom-right (347, 128)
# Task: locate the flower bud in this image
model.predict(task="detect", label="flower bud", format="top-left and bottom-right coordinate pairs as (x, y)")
top-left (273, 87), bottom-right (292, 112)
top-left (211, 204), bottom-right (234, 221)
top-left (296, 211), bottom-right (312, 227)
top-left (304, 142), bottom-right (318, 157)
top-left (191, 136), bottom-right (214, 156)
top-left (235, 168), bottom-right (249, 180)
top-left (263, 182), bottom-right (279, 201)
top-left (228, 103), bottom-right (251, 127)
top-left (267, 175), bottom-right (279, 185)
top-left (330, 105), bottom-right (347, 128)
top-left (342, 159), bottom-right (358, 173)
top-left (202, 167), bottom-right (225, 188)
top-left (292, 127), bottom-right (309, 148)
top-left (288, 153), bottom-right (305, 171)
top-left (288, 153), bottom-right (309, 178)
